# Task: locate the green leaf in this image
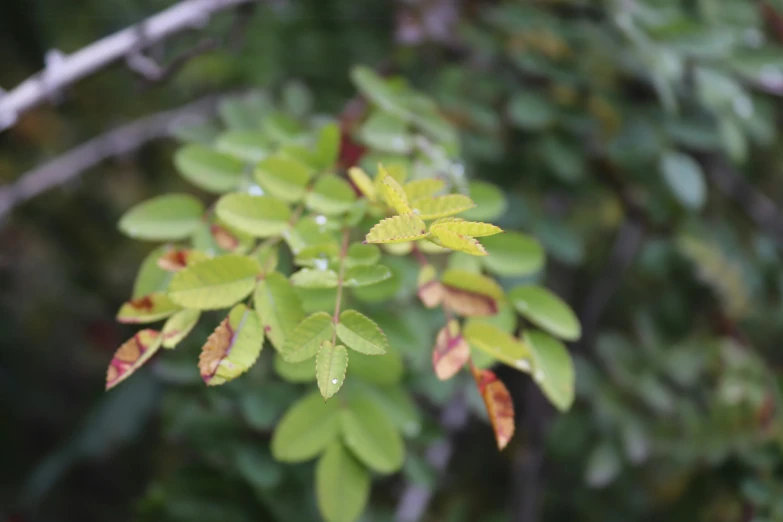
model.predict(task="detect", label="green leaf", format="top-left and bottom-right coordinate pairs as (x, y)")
top-left (254, 154), bottom-right (313, 202)
top-left (168, 255), bottom-right (261, 310)
top-left (358, 111), bottom-right (413, 153)
top-left (350, 348), bottom-right (404, 385)
top-left (295, 243), bottom-right (340, 267)
top-left (271, 392), bottom-right (341, 462)
top-left (461, 180), bottom-right (507, 221)
top-left (480, 232), bottom-right (544, 276)
top-left (351, 66), bottom-right (409, 117)
top-left (509, 285), bottom-right (581, 341)
top-left (132, 246), bottom-right (173, 298)
top-left (525, 330), bottom-right (575, 412)
top-left (118, 194), bottom-right (204, 241)
top-left (274, 352), bottom-right (316, 383)
top-left (290, 268), bottom-right (340, 288)
top-left (215, 193), bottom-right (291, 237)
top-left (235, 444), bottom-right (282, 490)
top-left (340, 396), bottom-right (405, 474)
top-left (215, 131), bottom-right (269, 163)
top-left (174, 145), bottom-right (245, 193)
top-left (161, 308), bottom-right (200, 348)
top-left (345, 243), bottom-right (380, 267)
top-left (404, 179), bottom-right (445, 201)
top-left (317, 340), bottom-right (349, 399)
top-left (660, 150), bottom-right (707, 210)
top-left (342, 265), bottom-right (392, 287)
top-left (365, 214), bottom-right (428, 244)
top-left (254, 271), bottom-right (305, 351)
top-left (336, 310), bottom-right (388, 355)
top-left (410, 194), bottom-right (475, 220)
top-left (282, 312), bottom-right (335, 362)
top-left (263, 111), bottom-right (304, 143)
top-left (316, 441), bottom-right (370, 522)
top-left (198, 303), bottom-right (264, 385)
top-left (307, 175), bottom-right (357, 215)
top-left (508, 91), bottom-right (555, 130)
top-left (464, 319), bottom-right (532, 371)
top-left (315, 123), bottom-right (341, 170)
top-left (362, 384), bottom-right (422, 437)
top-left (116, 293), bottom-right (179, 324)
top-left (283, 80), bottom-right (313, 119)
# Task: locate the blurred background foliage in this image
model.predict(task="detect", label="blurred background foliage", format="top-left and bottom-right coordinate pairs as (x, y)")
top-left (4, 0), bottom-right (783, 521)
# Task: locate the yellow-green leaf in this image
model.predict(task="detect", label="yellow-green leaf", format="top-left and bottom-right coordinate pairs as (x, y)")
top-left (168, 255), bottom-right (261, 310)
top-left (348, 167), bottom-right (376, 201)
top-left (342, 265), bottom-right (392, 287)
top-left (336, 310), bottom-right (388, 355)
top-left (174, 144), bottom-right (244, 193)
top-left (133, 245), bottom-right (174, 298)
top-left (215, 130), bottom-right (269, 162)
top-left (290, 268), bottom-right (340, 288)
top-left (349, 348), bottom-right (404, 385)
top-left (198, 303), bottom-right (264, 385)
top-left (461, 180), bottom-right (507, 221)
top-left (317, 340), bottom-right (349, 399)
top-left (215, 193), bottom-right (292, 237)
top-left (161, 309), bottom-right (200, 348)
top-left (315, 123), bottom-right (341, 169)
top-left (429, 226), bottom-right (487, 256)
top-left (509, 285), bottom-right (581, 341)
top-left (358, 111), bottom-right (413, 154)
top-left (431, 217), bottom-right (502, 238)
top-left (525, 330), bottom-right (575, 412)
top-left (378, 166), bottom-right (411, 214)
top-left (119, 194), bottom-right (204, 241)
top-left (274, 352), bottom-right (316, 383)
top-left (307, 175), bottom-right (357, 215)
top-left (464, 319), bottom-right (533, 371)
top-left (254, 271), bottom-right (305, 351)
top-left (345, 243), bottom-right (380, 267)
top-left (481, 232), bottom-right (544, 276)
top-left (365, 214), bottom-right (428, 244)
top-left (117, 292), bottom-right (179, 324)
top-left (272, 392), bottom-right (341, 462)
top-left (105, 329), bottom-right (162, 390)
top-left (254, 154), bottom-right (313, 202)
top-left (411, 194), bottom-right (475, 220)
top-left (404, 178), bottom-right (445, 201)
top-left (340, 396), bottom-right (405, 474)
top-left (316, 441), bottom-right (370, 522)
top-left (282, 311), bottom-right (335, 362)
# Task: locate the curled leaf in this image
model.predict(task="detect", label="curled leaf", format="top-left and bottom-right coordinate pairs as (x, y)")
top-left (106, 329), bottom-right (162, 390)
top-left (417, 264), bottom-right (443, 308)
top-left (470, 365), bottom-right (515, 450)
top-left (161, 309), bottom-right (201, 349)
top-left (116, 293), bottom-right (179, 324)
top-left (431, 218), bottom-right (502, 238)
top-left (198, 304), bottom-right (264, 385)
top-left (433, 320), bottom-right (470, 380)
top-left (429, 226), bottom-right (487, 256)
top-left (348, 167), bottom-right (376, 201)
top-left (365, 214), bottom-right (428, 244)
top-left (378, 166), bottom-right (411, 214)
top-left (441, 269), bottom-right (504, 316)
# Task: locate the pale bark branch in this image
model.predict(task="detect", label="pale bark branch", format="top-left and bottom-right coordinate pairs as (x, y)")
top-left (0, 0), bottom-right (255, 131)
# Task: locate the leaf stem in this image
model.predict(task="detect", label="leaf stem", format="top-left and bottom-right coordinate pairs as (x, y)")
top-left (331, 228), bottom-right (351, 342)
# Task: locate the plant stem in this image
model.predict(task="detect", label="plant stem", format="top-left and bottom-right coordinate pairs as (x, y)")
top-left (331, 228), bottom-right (351, 343)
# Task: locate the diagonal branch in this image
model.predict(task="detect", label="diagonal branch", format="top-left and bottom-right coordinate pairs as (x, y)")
top-left (0, 0), bottom-right (255, 131)
top-left (0, 94), bottom-right (225, 220)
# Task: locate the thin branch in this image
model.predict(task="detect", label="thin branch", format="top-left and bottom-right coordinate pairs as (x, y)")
top-left (127, 38), bottom-right (218, 83)
top-left (0, 94), bottom-right (225, 219)
top-left (0, 0), bottom-right (255, 131)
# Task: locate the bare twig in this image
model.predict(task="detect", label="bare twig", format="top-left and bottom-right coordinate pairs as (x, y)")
top-left (395, 392), bottom-right (468, 522)
top-left (127, 38), bottom-right (218, 83)
top-left (0, 0), bottom-right (255, 131)
top-left (0, 94), bottom-right (224, 219)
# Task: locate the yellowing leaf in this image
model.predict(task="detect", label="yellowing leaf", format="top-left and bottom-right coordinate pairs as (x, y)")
top-left (215, 194), bottom-right (292, 238)
top-left (198, 304), bottom-right (264, 385)
top-left (441, 269), bottom-right (504, 316)
top-left (168, 255), bottom-right (261, 310)
top-left (118, 194), bottom-right (204, 241)
top-left (431, 218), bottom-right (502, 238)
top-left (429, 226), bottom-right (487, 256)
top-left (411, 194), bottom-right (475, 220)
top-left (254, 271), bottom-right (305, 351)
top-left (282, 312), bottom-right (335, 362)
top-left (377, 166), bottom-right (411, 214)
top-left (117, 292), bottom-right (180, 324)
top-left (463, 319), bottom-right (532, 371)
top-left (336, 310), bottom-right (388, 355)
top-left (106, 329), bottom-right (162, 390)
top-left (157, 248), bottom-right (209, 271)
top-left (317, 340), bottom-right (349, 399)
top-left (432, 320), bottom-right (470, 380)
top-left (470, 365), bottom-right (515, 450)
top-left (161, 309), bottom-right (200, 349)
top-left (404, 178), bottom-right (445, 201)
top-left (272, 392), bottom-right (341, 462)
top-left (417, 264), bottom-right (443, 308)
top-left (348, 167), bottom-right (376, 201)
top-left (365, 214), bottom-right (428, 244)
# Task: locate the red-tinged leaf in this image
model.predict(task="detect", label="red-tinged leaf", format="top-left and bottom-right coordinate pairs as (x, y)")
top-left (442, 286), bottom-right (498, 316)
top-left (106, 329), bottom-right (162, 390)
top-left (116, 292), bottom-right (179, 324)
top-left (338, 128), bottom-right (367, 170)
top-left (198, 304), bottom-right (264, 385)
top-left (417, 264), bottom-right (443, 308)
top-left (211, 224), bottom-right (240, 251)
top-left (433, 320), bottom-right (470, 380)
top-left (157, 248), bottom-right (208, 271)
top-left (470, 365), bottom-right (515, 450)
